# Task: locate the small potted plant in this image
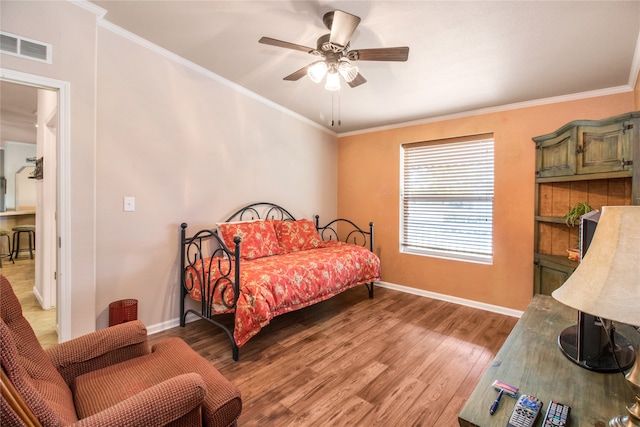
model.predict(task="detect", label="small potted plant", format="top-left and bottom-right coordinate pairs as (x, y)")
top-left (564, 201), bottom-right (592, 261)
top-left (564, 201), bottom-right (593, 227)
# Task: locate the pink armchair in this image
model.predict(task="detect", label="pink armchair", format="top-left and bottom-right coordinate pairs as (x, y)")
top-left (0, 275), bottom-right (241, 426)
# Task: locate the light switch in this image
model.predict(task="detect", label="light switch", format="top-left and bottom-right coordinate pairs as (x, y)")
top-left (123, 196), bottom-right (135, 212)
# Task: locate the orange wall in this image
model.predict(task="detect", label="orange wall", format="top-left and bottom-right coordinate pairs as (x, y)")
top-left (337, 93), bottom-right (635, 311)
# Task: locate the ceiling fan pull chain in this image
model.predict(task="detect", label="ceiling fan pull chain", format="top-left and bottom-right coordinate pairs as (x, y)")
top-left (331, 92), bottom-right (335, 126)
top-left (330, 92), bottom-right (342, 127)
top-left (338, 92), bottom-right (341, 126)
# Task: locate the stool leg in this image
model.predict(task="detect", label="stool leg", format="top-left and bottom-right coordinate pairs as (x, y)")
top-left (7, 234), bottom-right (13, 264)
top-left (0, 234), bottom-right (13, 266)
top-left (28, 231), bottom-right (33, 259)
top-left (12, 232), bottom-right (18, 259)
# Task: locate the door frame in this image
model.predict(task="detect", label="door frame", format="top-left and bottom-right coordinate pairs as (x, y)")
top-left (1, 68), bottom-right (71, 342)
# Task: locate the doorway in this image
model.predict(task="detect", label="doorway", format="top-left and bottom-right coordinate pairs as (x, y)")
top-left (0, 69), bottom-right (70, 345)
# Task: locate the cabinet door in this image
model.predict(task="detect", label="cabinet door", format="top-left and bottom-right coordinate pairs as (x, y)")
top-left (534, 258), bottom-right (575, 295)
top-left (576, 122), bottom-right (633, 175)
top-left (535, 128), bottom-right (577, 178)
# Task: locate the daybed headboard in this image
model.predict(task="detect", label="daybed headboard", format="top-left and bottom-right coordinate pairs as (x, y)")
top-left (222, 202), bottom-right (374, 253)
top-left (224, 202), bottom-right (296, 222)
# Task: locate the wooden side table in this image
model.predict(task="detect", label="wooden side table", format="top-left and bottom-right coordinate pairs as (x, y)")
top-left (458, 295), bottom-right (638, 427)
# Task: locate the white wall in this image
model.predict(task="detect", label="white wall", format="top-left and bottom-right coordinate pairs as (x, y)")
top-left (95, 26), bottom-right (338, 329)
top-left (1, 1), bottom-right (339, 334)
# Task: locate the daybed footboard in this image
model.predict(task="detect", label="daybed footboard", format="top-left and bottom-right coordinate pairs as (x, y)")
top-left (180, 223), bottom-right (242, 360)
top-left (180, 202), bottom-right (380, 361)
top-left (314, 215), bottom-right (376, 298)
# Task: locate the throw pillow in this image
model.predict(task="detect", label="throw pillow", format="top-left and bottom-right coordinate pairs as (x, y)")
top-left (274, 218), bottom-right (322, 253)
top-left (217, 220), bottom-right (282, 260)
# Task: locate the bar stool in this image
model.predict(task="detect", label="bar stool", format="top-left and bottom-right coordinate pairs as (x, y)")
top-left (0, 228), bottom-right (13, 267)
top-left (12, 225), bottom-right (35, 260)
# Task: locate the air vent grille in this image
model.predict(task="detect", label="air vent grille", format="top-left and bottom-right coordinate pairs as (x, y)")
top-left (0, 32), bottom-right (51, 63)
top-left (1, 34), bottom-right (18, 53)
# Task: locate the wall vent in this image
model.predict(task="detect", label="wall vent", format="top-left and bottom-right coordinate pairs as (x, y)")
top-left (0, 32), bottom-right (52, 63)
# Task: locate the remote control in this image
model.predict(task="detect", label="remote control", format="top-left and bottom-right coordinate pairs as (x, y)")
top-left (542, 401), bottom-right (571, 426)
top-left (507, 394), bottom-right (543, 427)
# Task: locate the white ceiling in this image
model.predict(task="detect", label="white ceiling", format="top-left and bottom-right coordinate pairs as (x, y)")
top-left (89, 1), bottom-right (640, 133)
top-left (4, 1), bottom-right (640, 136)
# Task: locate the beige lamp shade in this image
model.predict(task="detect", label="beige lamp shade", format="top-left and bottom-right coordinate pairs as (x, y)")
top-left (552, 206), bottom-right (640, 327)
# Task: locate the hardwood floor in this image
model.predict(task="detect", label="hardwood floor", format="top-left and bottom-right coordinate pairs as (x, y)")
top-left (151, 286), bottom-right (518, 426)
top-left (1, 256), bottom-right (518, 425)
top-left (0, 256), bottom-right (58, 348)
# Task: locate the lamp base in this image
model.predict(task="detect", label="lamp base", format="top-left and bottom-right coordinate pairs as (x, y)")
top-left (609, 398), bottom-right (640, 427)
top-left (558, 325), bottom-right (635, 372)
top-left (609, 415), bottom-right (640, 427)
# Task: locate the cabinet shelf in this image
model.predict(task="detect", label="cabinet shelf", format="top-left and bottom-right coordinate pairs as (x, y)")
top-left (534, 253), bottom-right (578, 269)
top-left (536, 170), bottom-right (631, 184)
top-left (535, 216), bottom-right (568, 224)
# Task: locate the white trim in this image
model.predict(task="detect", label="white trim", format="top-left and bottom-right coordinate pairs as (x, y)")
top-left (0, 68), bottom-right (72, 342)
top-left (338, 85), bottom-right (634, 137)
top-left (376, 281), bottom-right (524, 318)
top-left (147, 312), bottom-right (200, 336)
top-left (32, 285), bottom-right (45, 309)
top-left (94, 17), bottom-right (336, 138)
top-left (69, 0), bottom-right (107, 19)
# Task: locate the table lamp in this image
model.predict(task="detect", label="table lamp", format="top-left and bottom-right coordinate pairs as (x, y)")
top-left (552, 205), bottom-right (640, 427)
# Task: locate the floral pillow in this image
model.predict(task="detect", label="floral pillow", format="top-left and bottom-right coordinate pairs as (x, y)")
top-left (217, 220), bottom-right (282, 260)
top-left (274, 218), bottom-right (322, 253)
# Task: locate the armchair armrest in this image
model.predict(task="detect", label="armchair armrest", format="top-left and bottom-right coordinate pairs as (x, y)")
top-left (46, 320), bottom-right (149, 387)
top-left (72, 373), bottom-right (207, 427)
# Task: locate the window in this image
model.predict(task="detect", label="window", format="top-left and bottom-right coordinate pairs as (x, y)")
top-left (401, 135), bottom-right (494, 264)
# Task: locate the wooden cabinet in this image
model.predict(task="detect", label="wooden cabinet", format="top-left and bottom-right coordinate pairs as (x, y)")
top-left (533, 112), bottom-right (639, 295)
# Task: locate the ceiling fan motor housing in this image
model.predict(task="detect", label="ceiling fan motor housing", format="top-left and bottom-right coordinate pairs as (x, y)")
top-left (317, 34), bottom-right (347, 54)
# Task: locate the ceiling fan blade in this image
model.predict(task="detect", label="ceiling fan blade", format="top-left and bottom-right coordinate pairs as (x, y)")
top-left (283, 64), bottom-right (313, 81)
top-left (259, 37), bottom-right (315, 54)
top-left (349, 47), bottom-right (409, 62)
top-left (328, 10), bottom-right (361, 48)
top-left (348, 73), bottom-right (367, 88)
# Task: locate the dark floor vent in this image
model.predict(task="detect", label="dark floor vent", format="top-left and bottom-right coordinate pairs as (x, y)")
top-left (0, 32), bottom-right (51, 63)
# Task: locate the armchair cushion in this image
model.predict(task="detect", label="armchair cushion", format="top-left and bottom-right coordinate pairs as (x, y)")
top-left (46, 320), bottom-right (149, 387)
top-left (74, 337), bottom-right (242, 427)
top-left (1, 318), bottom-right (78, 425)
top-left (75, 372), bottom-right (207, 427)
top-left (1, 274), bottom-right (79, 426)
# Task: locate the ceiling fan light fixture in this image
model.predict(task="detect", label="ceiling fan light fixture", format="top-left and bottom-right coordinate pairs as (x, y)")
top-left (325, 71), bottom-right (341, 91)
top-left (338, 60), bottom-right (358, 82)
top-left (307, 61), bottom-right (328, 83)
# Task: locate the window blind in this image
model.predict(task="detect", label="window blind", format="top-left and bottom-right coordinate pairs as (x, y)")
top-left (401, 136), bottom-right (494, 263)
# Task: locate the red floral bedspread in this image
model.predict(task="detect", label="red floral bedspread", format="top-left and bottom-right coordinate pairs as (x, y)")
top-left (185, 241), bottom-right (380, 347)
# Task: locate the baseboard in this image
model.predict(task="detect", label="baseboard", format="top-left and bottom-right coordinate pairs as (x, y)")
top-left (375, 281), bottom-right (524, 318)
top-left (146, 312), bottom-right (201, 335)
top-left (32, 285), bottom-right (45, 309)
top-left (147, 282), bottom-right (523, 335)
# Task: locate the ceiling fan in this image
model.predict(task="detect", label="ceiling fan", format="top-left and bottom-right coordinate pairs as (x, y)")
top-left (259, 10), bottom-right (409, 91)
